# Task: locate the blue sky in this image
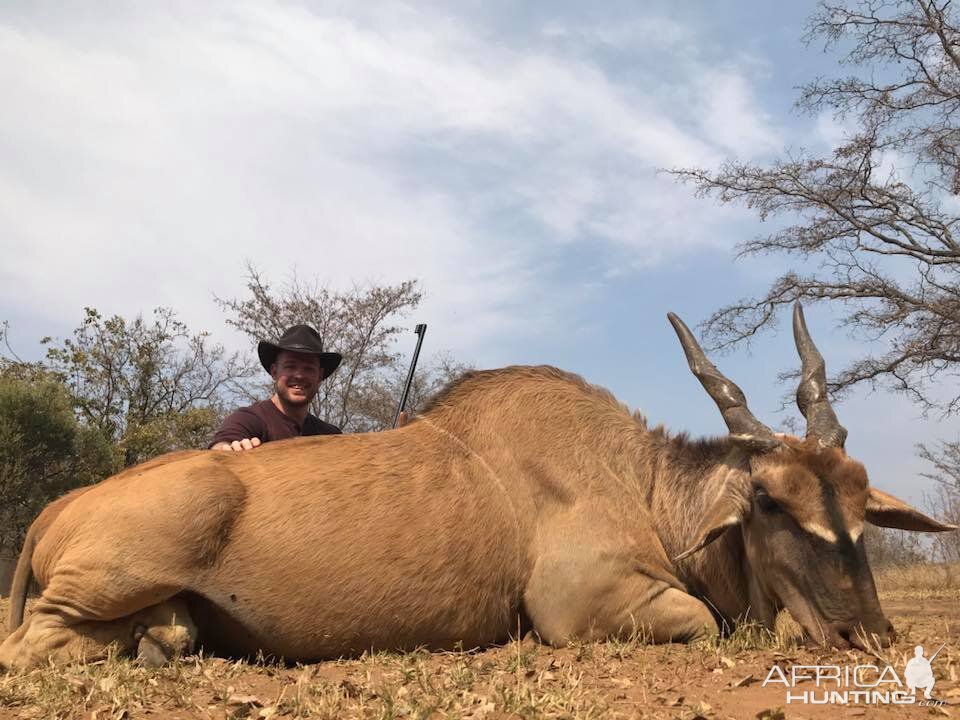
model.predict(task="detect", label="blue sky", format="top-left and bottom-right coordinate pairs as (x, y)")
top-left (1, 1), bottom-right (956, 508)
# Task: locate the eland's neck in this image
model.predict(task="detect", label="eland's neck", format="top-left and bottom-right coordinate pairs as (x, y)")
top-left (640, 433), bottom-right (757, 628)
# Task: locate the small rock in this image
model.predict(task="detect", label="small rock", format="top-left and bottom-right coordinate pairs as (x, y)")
top-left (755, 709), bottom-right (785, 720)
top-left (689, 700), bottom-right (713, 718)
top-left (339, 679), bottom-right (362, 698)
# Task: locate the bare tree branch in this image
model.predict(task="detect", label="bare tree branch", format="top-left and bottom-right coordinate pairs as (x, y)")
top-left (38, 307), bottom-right (254, 466)
top-left (215, 263), bottom-right (468, 432)
top-left (671, 0), bottom-right (960, 414)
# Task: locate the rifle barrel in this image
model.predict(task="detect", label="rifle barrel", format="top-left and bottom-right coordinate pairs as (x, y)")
top-left (393, 324), bottom-right (427, 428)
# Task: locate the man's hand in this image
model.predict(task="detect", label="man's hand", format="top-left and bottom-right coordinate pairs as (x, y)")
top-left (212, 438), bottom-right (262, 452)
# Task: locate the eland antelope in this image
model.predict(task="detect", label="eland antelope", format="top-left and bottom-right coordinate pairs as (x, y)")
top-left (1, 303), bottom-right (953, 670)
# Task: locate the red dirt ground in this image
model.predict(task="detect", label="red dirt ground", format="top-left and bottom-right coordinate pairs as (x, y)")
top-left (0, 586), bottom-right (956, 719)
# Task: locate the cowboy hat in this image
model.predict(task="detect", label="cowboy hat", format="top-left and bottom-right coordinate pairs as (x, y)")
top-left (257, 325), bottom-right (342, 378)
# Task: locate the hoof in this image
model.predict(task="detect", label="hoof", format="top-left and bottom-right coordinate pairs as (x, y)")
top-left (136, 634), bottom-right (169, 667)
top-left (134, 618), bottom-right (194, 667)
top-left (0, 647), bottom-right (22, 674)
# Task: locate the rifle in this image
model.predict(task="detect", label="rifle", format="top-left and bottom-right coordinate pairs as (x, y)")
top-left (392, 323), bottom-right (427, 428)
top-left (930, 642), bottom-right (946, 663)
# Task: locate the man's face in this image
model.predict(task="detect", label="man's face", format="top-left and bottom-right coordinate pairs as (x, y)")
top-left (271, 351), bottom-right (323, 407)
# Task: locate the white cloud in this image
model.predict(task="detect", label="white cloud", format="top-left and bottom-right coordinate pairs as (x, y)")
top-left (541, 16), bottom-right (693, 50)
top-left (695, 68), bottom-right (781, 157)
top-left (2, 2), bottom-right (953, 506)
top-left (0, 1), bottom-right (782, 362)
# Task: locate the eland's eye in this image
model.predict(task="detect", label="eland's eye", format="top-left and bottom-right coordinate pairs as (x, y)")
top-left (755, 488), bottom-right (782, 514)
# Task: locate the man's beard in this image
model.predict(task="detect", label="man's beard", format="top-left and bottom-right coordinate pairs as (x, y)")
top-left (278, 387), bottom-right (315, 407)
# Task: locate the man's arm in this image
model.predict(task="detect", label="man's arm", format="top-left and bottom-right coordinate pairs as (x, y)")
top-left (210, 407), bottom-right (266, 451)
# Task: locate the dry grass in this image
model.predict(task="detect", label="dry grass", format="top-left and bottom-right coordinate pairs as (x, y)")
top-left (694, 615), bottom-right (803, 656)
top-left (874, 561), bottom-right (960, 598)
top-left (0, 639), bottom-right (618, 720)
top-left (0, 565), bottom-right (958, 719)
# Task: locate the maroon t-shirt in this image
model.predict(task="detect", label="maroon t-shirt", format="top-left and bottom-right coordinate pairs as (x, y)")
top-left (210, 400), bottom-right (341, 447)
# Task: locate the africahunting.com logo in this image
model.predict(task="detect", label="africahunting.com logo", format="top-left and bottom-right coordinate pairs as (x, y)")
top-left (762, 644), bottom-right (946, 706)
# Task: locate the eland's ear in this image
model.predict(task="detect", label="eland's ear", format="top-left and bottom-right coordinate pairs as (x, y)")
top-left (674, 489), bottom-right (746, 561)
top-left (866, 488), bottom-right (958, 533)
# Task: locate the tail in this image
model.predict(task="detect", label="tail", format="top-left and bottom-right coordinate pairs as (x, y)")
top-left (8, 528), bottom-right (36, 632)
top-left (7, 484), bottom-right (100, 631)
top-left (7, 465), bottom-right (189, 632)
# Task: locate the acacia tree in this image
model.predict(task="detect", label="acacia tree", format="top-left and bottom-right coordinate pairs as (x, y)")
top-left (350, 351), bottom-right (469, 431)
top-left (0, 368), bottom-right (115, 552)
top-left (216, 264), bottom-right (469, 432)
top-left (40, 307), bottom-right (254, 466)
top-left (672, 0), bottom-right (960, 412)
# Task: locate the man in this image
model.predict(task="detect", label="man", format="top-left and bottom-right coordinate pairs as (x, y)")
top-left (905, 645), bottom-right (939, 700)
top-left (210, 325), bottom-right (342, 451)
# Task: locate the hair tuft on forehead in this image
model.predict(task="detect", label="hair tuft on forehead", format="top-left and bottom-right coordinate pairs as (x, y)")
top-left (758, 440), bottom-right (868, 502)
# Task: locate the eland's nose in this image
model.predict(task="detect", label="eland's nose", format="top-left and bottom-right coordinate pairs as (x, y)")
top-left (829, 619), bottom-right (895, 650)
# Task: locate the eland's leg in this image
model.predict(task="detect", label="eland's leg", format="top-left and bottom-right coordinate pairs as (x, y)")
top-left (0, 541), bottom-right (196, 672)
top-left (0, 596), bottom-right (196, 671)
top-left (525, 564), bottom-right (716, 644)
top-left (133, 598), bottom-right (197, 666)
top-left (0, 467), bottom-right (245, 672)
top-left (522, 510), bottom-right (718, 645)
